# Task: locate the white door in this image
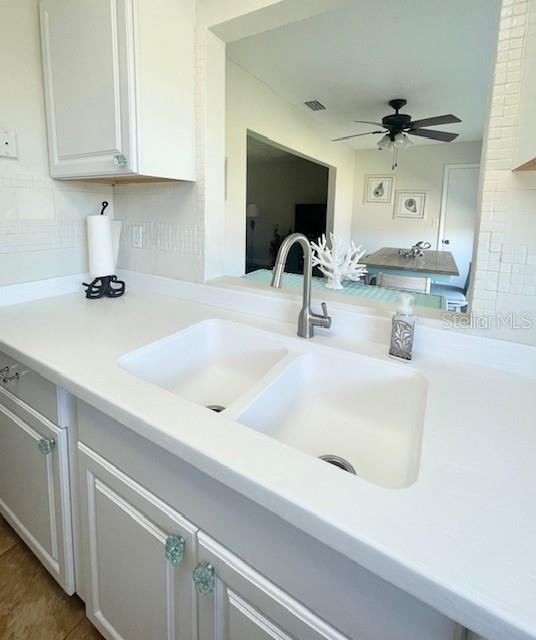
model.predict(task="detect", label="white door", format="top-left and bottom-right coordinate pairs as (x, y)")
top-left (79, 443), bottom-right (198, 640)
top-left (0, 391), bottom-right (74, 593)
top-left (438, 164), bottom-right (480, 288)
top-left (195, 532), bottom-right (348, 640)
top-left (40, 0), bottom-right (136, 178)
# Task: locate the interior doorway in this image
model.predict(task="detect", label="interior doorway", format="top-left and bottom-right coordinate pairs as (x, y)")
top-left (246, 135), bottom-right (329, 274)
top-left (437, 163), bottom-right (480, 288)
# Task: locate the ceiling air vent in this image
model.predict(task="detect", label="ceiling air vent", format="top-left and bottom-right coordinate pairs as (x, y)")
top-left (304, 100), bottom-right (326, 112)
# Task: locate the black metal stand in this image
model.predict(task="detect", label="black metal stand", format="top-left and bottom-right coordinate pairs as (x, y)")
top-left (83, 275), bottom-right (126, 299)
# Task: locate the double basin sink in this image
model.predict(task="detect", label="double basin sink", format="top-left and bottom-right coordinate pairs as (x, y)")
top-left (118, 319), bottom-right (427, 489)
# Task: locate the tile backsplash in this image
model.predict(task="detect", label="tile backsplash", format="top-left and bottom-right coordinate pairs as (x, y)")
top-left (0, 172), bottom-right (113, 286)
top-left (472, 0), bottom-right (536, 320)
top-left (114, 182), bottom-right (204, 282)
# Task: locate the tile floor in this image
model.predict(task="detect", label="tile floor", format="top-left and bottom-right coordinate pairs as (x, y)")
top-left (0, 515), bottom-right (103, 640)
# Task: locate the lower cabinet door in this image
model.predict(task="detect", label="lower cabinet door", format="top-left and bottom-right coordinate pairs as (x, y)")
top-left (0, 395), bottom-right (74, 593)
top-left (78, 443), bottom-right (198, 640)
top-left (195, 532), bottom-right (349, 640)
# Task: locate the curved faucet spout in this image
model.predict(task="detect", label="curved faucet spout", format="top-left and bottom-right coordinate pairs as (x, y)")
top-left (270, 233), bottom-right (331, 338)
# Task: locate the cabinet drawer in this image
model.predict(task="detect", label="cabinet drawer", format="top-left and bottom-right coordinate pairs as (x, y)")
top-left (0, 399), bottom-right (74, 593)
top-left (0, 350), bottom-right (60, 424)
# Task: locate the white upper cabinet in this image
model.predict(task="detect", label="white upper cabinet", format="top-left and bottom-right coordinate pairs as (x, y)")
top-left (39, 0), bottom-right (195, 182)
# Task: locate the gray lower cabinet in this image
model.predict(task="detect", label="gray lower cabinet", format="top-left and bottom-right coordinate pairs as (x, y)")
top-left (77, 401), bottom-right (465, 640)
top-left (78, 442), bottom-right (349, 640)
top-left (78, 443), bottom-right (199, 640)
top-left (195, 532), bottom-right (349, 640)
top-left (0, 385), bottom-right (74, 593)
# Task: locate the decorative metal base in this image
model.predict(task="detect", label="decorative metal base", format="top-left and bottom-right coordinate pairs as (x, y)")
top-left (83, 275), bottom-right (126, 299)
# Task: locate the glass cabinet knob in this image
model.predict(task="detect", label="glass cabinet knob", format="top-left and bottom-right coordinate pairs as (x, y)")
top-left (37, 438), bottom-right (56, 455)
top-left (192, 562), bottom-right (215, 594)
top-left (113, 154), bottom-right (128, 167)
top-left (165, 534), bottom-right (185, 567)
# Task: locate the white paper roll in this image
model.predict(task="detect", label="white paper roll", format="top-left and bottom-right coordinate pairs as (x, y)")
top-left (111, 220), bottom-right (122, 269)
top-left (87, 215), bottom-right (115, 278)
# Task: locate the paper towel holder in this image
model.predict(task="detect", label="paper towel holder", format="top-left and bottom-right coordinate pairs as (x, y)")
top-left (83, 201), bottom-right (126, 299)
top-left (83, 275), bottom-right (125, 299)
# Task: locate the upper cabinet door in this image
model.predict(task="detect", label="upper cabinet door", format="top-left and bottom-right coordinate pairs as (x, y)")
top-left (40, 0), bottom-right (136, 178)
top-left (39, 0), bottom-right (195, 182)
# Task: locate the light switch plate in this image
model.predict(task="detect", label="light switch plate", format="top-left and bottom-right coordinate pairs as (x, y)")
top-left (0, 129), bottom-right (18, 158)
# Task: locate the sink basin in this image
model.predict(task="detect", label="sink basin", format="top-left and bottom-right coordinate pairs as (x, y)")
top-left (118, 319), bottom-right (288, 408)
top-left (119, 319), bottom-right (427, 489)
top-left (236, 351), bottom-right (427, 489)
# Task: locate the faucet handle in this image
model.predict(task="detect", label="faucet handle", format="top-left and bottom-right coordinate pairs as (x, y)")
top-left (316, 302), bottom-right (332, 329)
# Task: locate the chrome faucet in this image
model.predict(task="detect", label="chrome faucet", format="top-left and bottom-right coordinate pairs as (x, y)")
top-left (271, 233), bottom-right (332, 338)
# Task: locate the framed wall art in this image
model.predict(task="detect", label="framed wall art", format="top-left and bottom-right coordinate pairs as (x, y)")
top-left (364, 175), bottom-right (394, 204)
top-left (394, 191), bottom-right (427, 219)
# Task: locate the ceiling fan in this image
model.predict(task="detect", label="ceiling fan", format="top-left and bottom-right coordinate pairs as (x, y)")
top-left (333, 98), bottom-right (461, 168)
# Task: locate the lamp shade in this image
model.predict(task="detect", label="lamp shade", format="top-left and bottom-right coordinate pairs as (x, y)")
top-left (393, 133), bottom-right (411, 149)
top-left (377, 134), bottom-right (392, 150)
top-left (246, 203), bottom-right (260, 218)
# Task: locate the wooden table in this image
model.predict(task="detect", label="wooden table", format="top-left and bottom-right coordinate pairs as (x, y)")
top-left (363, 247), bottom-right (459, 284)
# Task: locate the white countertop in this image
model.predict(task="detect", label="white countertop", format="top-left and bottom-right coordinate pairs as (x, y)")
top-left (0, 279), bottom-right (535, 640)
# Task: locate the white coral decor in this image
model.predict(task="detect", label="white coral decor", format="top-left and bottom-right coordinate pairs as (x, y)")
top-left (311, 233), bottom-right (367, 290)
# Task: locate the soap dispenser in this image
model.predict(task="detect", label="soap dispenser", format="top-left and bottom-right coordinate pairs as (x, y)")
top-left (389, 293), bottom-right (415, 361)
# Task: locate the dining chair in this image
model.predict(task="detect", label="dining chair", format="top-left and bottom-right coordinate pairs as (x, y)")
top-left (430, 263), bottom-right (471, 312)
top-left (376, 272), bottom-right (431, 294)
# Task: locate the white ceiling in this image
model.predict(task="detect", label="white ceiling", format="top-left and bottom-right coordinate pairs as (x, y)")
top-left (227, 0), bottom-right (501, 149)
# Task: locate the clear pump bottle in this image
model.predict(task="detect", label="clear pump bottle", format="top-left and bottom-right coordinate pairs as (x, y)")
top-left (389, 293), bottom-right (415, 361)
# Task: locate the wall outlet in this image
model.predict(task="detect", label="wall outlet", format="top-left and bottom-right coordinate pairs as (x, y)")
top-left (132, 225), bottom-right (144, 249)
top-left (0, 129), bottom-right (18, 158)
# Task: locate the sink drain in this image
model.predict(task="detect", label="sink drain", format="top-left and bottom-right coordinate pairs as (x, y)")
top-left (319, 454), bottom-right (356, 475)
top-left (206, 404), bottom-right (226, 413)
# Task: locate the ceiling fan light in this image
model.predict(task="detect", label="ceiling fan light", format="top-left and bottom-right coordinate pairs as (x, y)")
top-left (377, 134), bottom-right (391, 150)
top-left (394, 132), bottom-right (411, 149)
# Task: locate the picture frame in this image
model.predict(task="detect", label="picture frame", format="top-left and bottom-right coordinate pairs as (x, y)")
top-left (394, 190), bottom-right (427, 219)
top-left (364, 175), bottom-right (394, 204)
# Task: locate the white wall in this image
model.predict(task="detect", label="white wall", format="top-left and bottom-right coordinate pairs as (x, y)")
top-left (247, 156), bottom-right (328, 265)
top-left (225, 59), bottom-right (355, 275)
top-left (471, 0), bottom-right (536, 345)
top-left (351, 142), bottom-right (482, 254)
top-left (114, 0), bottom-right (300, 284)
top-left (0, 0), bottom-right (112, 286)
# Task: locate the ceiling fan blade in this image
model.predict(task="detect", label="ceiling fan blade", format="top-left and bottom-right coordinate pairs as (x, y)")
top-left (353, 120), bottom-right (384, 126)
top-left (406, 114), bottom-right (461, 128)
top-left (332, 130), bottom-right (384, 142)
top-left (407, 128), bottom-right (459, 142)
